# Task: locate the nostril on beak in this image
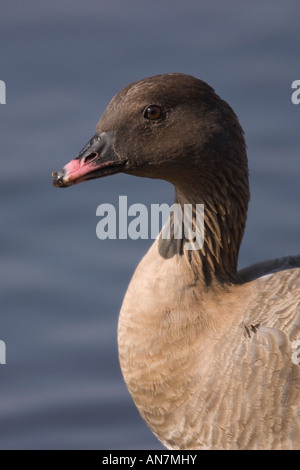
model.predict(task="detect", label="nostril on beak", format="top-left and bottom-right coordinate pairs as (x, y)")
top-left (83, 152), bottom-right (98, 165)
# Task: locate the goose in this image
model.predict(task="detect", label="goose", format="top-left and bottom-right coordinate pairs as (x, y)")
top-left (52, 73), bottom-right (300, 450)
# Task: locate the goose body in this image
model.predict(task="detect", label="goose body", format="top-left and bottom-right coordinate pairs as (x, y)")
top-left (119, 248), bottom-right (300, 449)
top-left (52, 73), bottom-right (300, 449)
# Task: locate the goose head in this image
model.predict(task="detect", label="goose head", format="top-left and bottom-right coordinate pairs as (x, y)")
top-left (52, 73), bottom-right (249, 281)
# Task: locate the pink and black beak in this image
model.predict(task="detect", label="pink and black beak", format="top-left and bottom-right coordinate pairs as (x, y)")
top-left (52, 131), bottom-right (126, 188)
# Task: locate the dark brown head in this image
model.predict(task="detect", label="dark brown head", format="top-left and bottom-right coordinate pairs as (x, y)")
top-left (52, 73), bottom-right (249, 279)
top-left (53, 73), bottom-right (247, 186)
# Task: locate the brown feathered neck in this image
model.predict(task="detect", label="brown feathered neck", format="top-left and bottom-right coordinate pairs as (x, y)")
top-left (158, 148), bottom-right (249, 286)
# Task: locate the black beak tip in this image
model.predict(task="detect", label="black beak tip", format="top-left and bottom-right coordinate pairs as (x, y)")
top-left (52, 169), bottom-right (67, 188)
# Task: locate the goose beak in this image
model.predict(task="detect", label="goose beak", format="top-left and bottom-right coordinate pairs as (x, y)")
top-left (52, 131), bottom-right (125, 188)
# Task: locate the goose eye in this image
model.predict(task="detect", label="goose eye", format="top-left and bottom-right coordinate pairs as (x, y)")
top-left (144, 105), bottom-right (162, 120)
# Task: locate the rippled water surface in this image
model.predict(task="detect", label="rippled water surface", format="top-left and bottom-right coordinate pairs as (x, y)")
top-left (0, 0), bottom-right (299, 449)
